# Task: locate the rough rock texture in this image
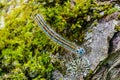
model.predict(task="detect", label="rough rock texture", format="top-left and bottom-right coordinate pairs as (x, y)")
top-left (84, 13), bottom-right (120, 80)
top-left (52, 53), bottom-right (90, 80)
top-left (89, 49), bottom-right (120, 80)
top-left (84, 20), bottom-right (119, 70)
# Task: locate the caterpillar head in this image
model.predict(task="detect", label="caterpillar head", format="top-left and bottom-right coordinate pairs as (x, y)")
top-left (76, 48), bottom-right (85, 56)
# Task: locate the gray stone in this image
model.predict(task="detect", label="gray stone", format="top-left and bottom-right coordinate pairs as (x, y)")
top-left (84, 20), bottom-right (119, 70)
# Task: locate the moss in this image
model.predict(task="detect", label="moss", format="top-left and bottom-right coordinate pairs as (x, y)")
top-left (0, 1), bottom-right (54, 80)
top-left (40, 0), bottom-right (118, 45)
top-left (0, 2), bottom-right (4, 9)
top-left (115, 25), bottom-right (120, 31)
top-left (93, 20), bottom-right (98, 26)
top-left (118, 13), bottom-right (120, 20)
top-left (107, 7), bottom-right (119, 15)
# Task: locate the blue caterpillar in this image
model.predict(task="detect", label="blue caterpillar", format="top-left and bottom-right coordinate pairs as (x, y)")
top-left (34, 14), bottom-right (85, 56)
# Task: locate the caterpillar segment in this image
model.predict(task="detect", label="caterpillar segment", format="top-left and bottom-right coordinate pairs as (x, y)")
top-left (34, 14), bottom-right (85, 55)
top-left (35, 14), bottom-right (76, 49)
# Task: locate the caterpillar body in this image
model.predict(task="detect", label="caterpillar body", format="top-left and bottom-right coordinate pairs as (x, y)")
top-left (34, 14), bottom-right (85, 56)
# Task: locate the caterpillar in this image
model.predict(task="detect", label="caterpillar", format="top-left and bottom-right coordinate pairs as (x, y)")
top-left (34, 14), bottom-right (85, 56)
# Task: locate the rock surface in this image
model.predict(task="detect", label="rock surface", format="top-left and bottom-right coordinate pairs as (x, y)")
top-left (84, 20), bottom-right (119, 70)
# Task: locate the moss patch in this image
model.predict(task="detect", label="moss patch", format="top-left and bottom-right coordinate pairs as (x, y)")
top-left (115, 25), bottom-right (120, 31)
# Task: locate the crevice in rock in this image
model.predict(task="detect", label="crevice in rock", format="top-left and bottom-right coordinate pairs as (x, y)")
top-left (108, 31), bottom-right (120, 54)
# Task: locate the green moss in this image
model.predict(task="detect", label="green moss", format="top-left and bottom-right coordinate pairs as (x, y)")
top-left (0, 1), bottom-right (54, 80)
top-left (115, 25), bottom-right (120, 31)
top-left (93, 20), bottom-right (98, 26)
top-left (0, 2), bottom-right (4, 9)
top-left (39, 0), bottom-right (118, 45)
top-left (107, 7), bottom-right (119, 15)
top-left (118, 13), bottom-right (120, 20)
